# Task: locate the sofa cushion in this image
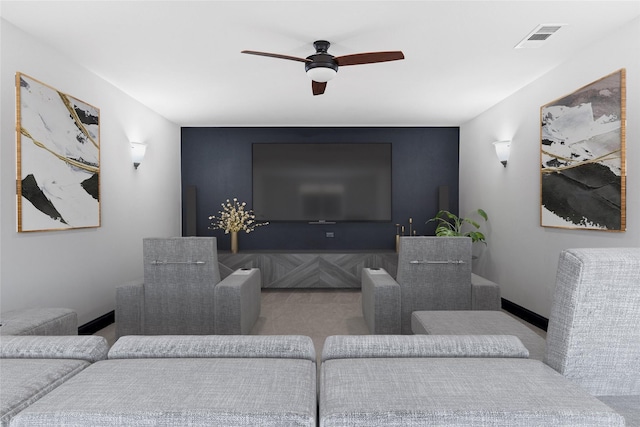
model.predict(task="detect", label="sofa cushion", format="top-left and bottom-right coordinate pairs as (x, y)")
top-left (11, 357), bottom-right (317, 426)
top-left (0, 359), bottom-right (89, 427)
top-left (0, 308), bottom-right (77, 336)
top-left (322, 334), bottom-right (529, 362)
top-left (0, 336), bottom-right (109, 363)
top-left (109, 335), bottom-right (316, 361)
top-left (320, 358), bottom-right (624, 426)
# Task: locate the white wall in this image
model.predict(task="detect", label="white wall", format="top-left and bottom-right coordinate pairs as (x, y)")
top-left (0, 19), bottom-right (182, 325)
top-left (460, 17), bottom-right (640, 318)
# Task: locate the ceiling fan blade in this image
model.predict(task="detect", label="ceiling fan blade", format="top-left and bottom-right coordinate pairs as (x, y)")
top-left (241, 50), bottom-right (311, 63)
top-left (312, 81), bottom-right (327, 96)
top-left (335, 51), bottom-right (405, 66)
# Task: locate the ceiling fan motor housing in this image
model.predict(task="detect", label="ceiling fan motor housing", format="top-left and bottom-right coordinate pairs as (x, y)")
top-left (305, 54), bottom-right (339, 73)
top-left (305, 40), bottom-right (338, 79)
top-left (313, 40), bottom-right (331, 53)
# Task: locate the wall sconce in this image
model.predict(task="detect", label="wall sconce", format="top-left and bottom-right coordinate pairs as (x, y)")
top-left (130, 142), bottom-right (147, 169)
top-left (492, 140), bottom-right (511, 167)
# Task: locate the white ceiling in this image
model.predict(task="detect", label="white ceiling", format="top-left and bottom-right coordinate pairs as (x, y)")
top-left (2, 1), bottom-right (639, 127)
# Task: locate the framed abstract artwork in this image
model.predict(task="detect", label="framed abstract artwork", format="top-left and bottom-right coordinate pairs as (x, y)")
top-left (540, 69), bottom-right (626, 231)
top-left (16, 73), bottom-right (100, 232)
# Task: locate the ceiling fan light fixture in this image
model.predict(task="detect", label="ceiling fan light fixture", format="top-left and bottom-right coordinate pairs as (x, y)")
top-left (306, 66), bottom-right (337, 82)
top-left (242, 39), bottom-right (404, 95)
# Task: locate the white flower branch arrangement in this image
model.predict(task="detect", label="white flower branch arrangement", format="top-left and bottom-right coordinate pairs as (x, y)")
top-left (208, 198), bottom-right (268, 234)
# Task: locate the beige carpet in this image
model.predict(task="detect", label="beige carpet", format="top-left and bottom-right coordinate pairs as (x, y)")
top-left (95, 289), bottom-right (544, 359)
top-left (96, 289), bottom-right (368, 355)
top-left (251, 289), bottom-right (368, 356)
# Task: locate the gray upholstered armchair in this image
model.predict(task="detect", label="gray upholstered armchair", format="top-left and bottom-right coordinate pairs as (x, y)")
top-left (116, 237), bottom-right (261, 339)
top-left (362, 236), bottom-right (500, 334)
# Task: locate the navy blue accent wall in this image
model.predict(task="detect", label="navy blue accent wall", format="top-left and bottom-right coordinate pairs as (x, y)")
top-left (181, 127), bottom-right (459, 251)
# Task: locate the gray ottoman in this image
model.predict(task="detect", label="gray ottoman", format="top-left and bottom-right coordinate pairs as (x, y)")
top-left (412, 310), bottom-right (547, 360)
top-left (11, 335), bottom-right (318, 427)
top-left (0, 308), bottom-right (77, 336)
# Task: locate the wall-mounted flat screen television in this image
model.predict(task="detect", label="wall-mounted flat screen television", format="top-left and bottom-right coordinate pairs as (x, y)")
top-left (252, 143), bottom-right (392, 222)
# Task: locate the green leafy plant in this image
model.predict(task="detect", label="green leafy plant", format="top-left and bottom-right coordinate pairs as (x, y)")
top-left (426, 209), bottom-right (489, 245)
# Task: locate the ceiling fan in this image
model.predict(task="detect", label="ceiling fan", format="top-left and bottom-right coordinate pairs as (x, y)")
top-left (241, 40), bottom-right (404, 95)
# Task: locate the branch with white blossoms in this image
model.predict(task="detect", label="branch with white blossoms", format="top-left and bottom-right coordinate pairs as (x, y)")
top-left (208, 198), bottom-right (268, 233)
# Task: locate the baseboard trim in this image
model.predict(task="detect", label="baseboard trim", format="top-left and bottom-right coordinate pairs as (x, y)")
top-left (501, 299), bottom-right (549, 332)
top-left (78, 311), bottom-right (114, 335)
top-left (79, 302), bottom-right (548, 335)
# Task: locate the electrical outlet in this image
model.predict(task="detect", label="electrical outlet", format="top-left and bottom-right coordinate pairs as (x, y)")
top-left (325, 232), bottom-right (335, 238)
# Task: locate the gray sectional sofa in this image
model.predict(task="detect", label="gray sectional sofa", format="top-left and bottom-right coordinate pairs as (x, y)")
top-left (8, 335), bottom-right (318, 427)
top-left (409, 247), bottom-right (640, 426)
top-left (0, 335), bottom-right (109, 426)
top-left (1, 306), bottom-right (317, 426)
top-left (0, 307), bottom-right (90, 425)
top-left (319, 335), bottom-right (625, 426)
top-left (3, 333), bottom-right (635, 426)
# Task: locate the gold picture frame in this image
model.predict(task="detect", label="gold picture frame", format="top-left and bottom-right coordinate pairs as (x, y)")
top-left (16, 73), bottom-right (100, 232)
top-left (540, 69), bottom-right (626, 231)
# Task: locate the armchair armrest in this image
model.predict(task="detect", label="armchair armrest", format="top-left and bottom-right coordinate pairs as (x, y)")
top-left (471, 273), bottom-right (501, 310)
top-left (361, 268), bottom-right (401, 334)
top-left (214, 268), bottom-right (261, 335)
top-left (115, 279), bottom-right (145, 339)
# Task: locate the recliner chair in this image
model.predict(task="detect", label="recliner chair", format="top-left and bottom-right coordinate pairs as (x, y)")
top-left (116, 237), bottom-right (261, 338)
top-left (362, 236), bottom-right (500, 334)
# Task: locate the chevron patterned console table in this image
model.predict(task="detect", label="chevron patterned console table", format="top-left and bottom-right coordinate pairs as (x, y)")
top-left (218, 252), bottom-right (398, 288)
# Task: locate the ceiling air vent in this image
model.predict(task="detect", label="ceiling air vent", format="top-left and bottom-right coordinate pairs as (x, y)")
top-left (515, 24), bottom-right (566, 49)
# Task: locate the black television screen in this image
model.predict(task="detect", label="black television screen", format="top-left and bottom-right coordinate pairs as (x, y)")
top-left (252, 143), bottom-right (392, 222)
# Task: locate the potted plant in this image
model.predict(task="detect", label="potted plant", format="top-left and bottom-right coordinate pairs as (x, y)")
top-left (426, 209), bottom-right (488, 245)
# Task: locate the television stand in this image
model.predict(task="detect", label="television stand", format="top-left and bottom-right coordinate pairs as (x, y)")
top-left (218, 251), bottom-right (397, 289)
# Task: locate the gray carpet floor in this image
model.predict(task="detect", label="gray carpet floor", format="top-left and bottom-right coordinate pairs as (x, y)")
top-left (96, 289), bottom-right (545, 359)
top-left (97, 289), bottom-right (367, 355)
top-left (251, 289), bottom-right (369, 356)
